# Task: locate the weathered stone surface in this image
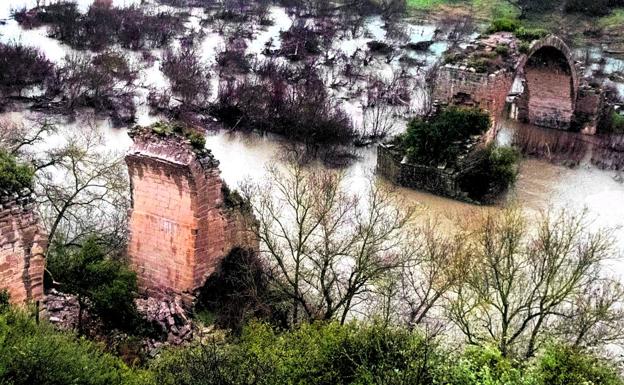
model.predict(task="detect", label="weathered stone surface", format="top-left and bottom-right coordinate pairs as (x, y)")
top-left (434, 34), bottom-right (605, 134)
top-left (376, 144), bottom-right (482, 202)
top-left (44, 289), bottom-right (82, 329)
top-left (0, 191), bottom-right (46, 305)
top-left (433, 65), bottom-right (514, 135)
top-left (136, 296), bottom-right (195, 345)
top-left (125, 125), bottom-right (258, 299)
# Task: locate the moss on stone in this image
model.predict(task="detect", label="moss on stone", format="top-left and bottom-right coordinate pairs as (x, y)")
top-left (147, 121), bottom-right (206, 151)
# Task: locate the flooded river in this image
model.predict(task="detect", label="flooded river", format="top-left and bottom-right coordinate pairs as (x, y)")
top-left (1, 0), bottom-right (624, 279)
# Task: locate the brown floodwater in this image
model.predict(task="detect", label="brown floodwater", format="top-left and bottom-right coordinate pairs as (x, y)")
top-left (203, 125), bottom-right (624, 278)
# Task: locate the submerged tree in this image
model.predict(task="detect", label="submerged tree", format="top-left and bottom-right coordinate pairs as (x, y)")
top-left (0, 42), bottom-right (54, 98)
top-left (245, 158), bottom-right (414, 325)
top-left (161, 46), bottom-right (212, 108)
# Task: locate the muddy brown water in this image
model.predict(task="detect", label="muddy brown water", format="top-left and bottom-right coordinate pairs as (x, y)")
top-left (1, 0), bottom-right (623, 279)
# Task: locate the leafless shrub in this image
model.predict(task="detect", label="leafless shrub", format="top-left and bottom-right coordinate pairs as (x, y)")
top-left (54, 51), bottom-right (138, 125)
top-left (161, 46), bottom-right (212, 108)
top-left (0, 42), bottom-right (54, 98)
top-left (16, 2), bottom-right (185, 51)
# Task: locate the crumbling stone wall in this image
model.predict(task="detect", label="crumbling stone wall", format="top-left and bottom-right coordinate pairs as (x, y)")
top-left (0, 191), bottom-right (46, 304)
top-left (126, 126), bottom-right (257, 299)
top-left (433, 65), bottom-right (514, 131)
top-left (435, 34), bottom-right (605, 134)
top-left (377, 145), bottom-right (477, 202)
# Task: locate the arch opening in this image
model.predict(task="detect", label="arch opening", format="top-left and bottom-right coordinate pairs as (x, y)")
top-left (516, 43), bottom-right (577, 130)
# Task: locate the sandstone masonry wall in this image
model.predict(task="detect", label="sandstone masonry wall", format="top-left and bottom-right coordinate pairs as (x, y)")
top-left (524, 67), bottom-right (574, 130)
top-left (126, 127), bottom-right (258, 299)
top-left (0, 191), bottom-right (46, 304)
top-left (433, 66), bottom-right (515, 118)
top-left (433, 65), bottom-right (514, 135)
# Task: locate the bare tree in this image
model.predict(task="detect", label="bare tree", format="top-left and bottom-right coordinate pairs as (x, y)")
top-left (557, 279), bottom-right (624, 348)
top-left (1, 117), bottom-right (129, 253)
top-left (244, 158), bottom-right (415, 325)
top-left (360, 102), bottom-right (397, 141)
top-left (435, 11), bottom-right (475, 51)
top-left (35, 124), bottom-right (129, 253)
top-left (446, 208), bottom-right (620, 358)
top-left (161, 46), bottom-right (212, 108)
top-left (399, 220), bottom-right (471, 329)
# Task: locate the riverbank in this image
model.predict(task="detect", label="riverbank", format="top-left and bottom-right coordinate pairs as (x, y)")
top-left (407, 0), bottom-right (624, 49)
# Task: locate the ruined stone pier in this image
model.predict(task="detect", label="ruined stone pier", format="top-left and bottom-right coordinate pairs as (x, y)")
top-left (0, 190), bottom-right (46, 304)
top-left (125, 124), bottom-right (257, 301)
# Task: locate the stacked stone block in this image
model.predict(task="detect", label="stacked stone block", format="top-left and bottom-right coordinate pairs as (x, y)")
top-left (0, 190), bottom-right (46, 304)
top-left (125, 126), bottom-right (258, 299)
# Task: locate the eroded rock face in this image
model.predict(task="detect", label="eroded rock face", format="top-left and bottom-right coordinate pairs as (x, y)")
top-left (125, 125), bottom-right (258, 300)
top-left (0, 190), bottom-right (46, 304)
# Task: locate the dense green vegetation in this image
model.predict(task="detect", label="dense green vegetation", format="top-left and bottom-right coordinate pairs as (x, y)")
top-left (605, 110), bottom-right (624, 133)
top-left (400, 107), bottom-right (491, 166)
top-left (0, 306), bottom-right (152, 385)
top-left (0, 150), bottom-right (34, 193)
top-left (47, 238), bottom-right (141, 333)
top-left (152, 321), bottom-right (623, 385)
top-left (407, 0), bottom-right (519, 19)
top-left (458, 144), bottom-right (519, 200)
top-left (486, 17), bottom-right (548, 41)
top-left (2, 308), bottom-right (621, 385)
top-left (3, 301), bottom-right (621, 385)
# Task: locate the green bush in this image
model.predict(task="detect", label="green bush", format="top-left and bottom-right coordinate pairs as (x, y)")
top-left (0, 290), bottom-right (9, 313)
top-left (515, 27), bottom-right (548, 42)
top-left (47, 237), bottom-right (140, 332)
top-left (154, 322), bottom-right (624, 385)
top-left (488, 17), bottom-right (521, 33)
top-left (154, 321), bottom-right (445, 385)
top-left (435, 345), bottom-right (532, 385)
top-left (0, 309), bottom-right (153, 385)
top-left (486, 18), bottom-right (547, 43)
top-left (609, 111), bottom-right (624, 133)
top-left (458, 145), bottom-right (519, 202)
top-left (531, 344), bottom-right (624, 385)
top-left (489, 145), bottom-right (520, 187)
top-left (0, 150), bottom-right (34, 193)
top-left (402, 107), bottom-right (491, 166)
top-left (468, 57), bottom-right (491, 73)
top-left (495, 44), bottom-right (510, 56)
top-left (148, 121), bottom-right (206, 151)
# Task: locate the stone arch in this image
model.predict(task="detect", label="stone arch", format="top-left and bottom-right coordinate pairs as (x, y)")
top-left (514, 35), bottom-right (579, 130)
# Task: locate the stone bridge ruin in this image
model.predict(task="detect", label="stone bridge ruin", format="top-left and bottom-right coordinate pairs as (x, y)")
top-left (125, 125), bottom-right (258, 302)
top-left (0, 190), bottom-right (46, 305)
top-left (434, 34), bottom-right (604, 134)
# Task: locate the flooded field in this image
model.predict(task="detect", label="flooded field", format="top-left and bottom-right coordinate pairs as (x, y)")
top-left (2, 0), bottom-right (624, 279)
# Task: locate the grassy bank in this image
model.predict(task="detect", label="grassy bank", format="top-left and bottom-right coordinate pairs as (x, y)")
top-left (407, 0), bottom-right (624, 47)
top-left (407, 0), bottom-right (519, 20)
